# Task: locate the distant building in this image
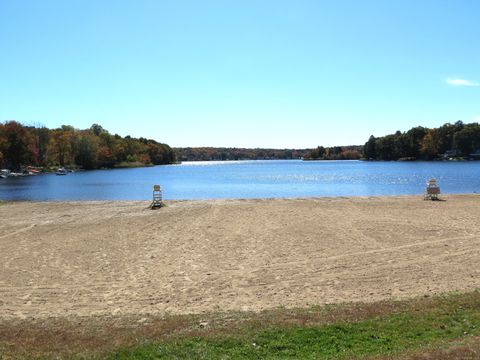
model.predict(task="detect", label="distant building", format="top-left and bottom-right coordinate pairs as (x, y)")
top-left (442, 149), bottom-right (462, 159)
top-left (469, 149), bottom-right (480, 159)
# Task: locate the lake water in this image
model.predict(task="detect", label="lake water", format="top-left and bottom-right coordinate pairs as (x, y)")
top-left (1, 160), bottom-right (480, 201)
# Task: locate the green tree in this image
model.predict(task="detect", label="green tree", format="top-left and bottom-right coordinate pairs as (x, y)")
top-left (403, 126), bottom-right (427, 159)
top-left (75, 132), bottom-right (98, 169)
top-left (363, 135), bottom-right (376, 159)
top-left (375, 135), bottom-right (396, 160)
top-left (90, 123), bottom-right (105, 136)
top-left (454, 124), bottom-right (480, 155)
top-left (436, 123), bottom-right (457, 153)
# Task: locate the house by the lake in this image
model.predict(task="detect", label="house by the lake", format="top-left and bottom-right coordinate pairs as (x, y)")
top-left (441, 149), bottom-right (462, 159)
top-left (469, 149), bottom-right (480, 159)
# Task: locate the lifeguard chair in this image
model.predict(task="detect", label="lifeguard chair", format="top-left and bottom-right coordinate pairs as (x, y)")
top-left (150, 185), bottom-right (164, 209)
top-left (424, 178), bottom-right (440, 200)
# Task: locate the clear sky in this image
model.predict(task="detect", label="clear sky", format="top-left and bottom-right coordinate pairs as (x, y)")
top-left (0, 0), bottom-right (479, 148)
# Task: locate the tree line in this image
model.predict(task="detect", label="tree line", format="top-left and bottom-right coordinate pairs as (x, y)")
top-left (4, 120), bottom-right (478, 170)
top-left (175, 147), bottom-right (311, 161)
top-left (0, 121), bottom-right (176, 170)
top-left (177, 146), bottom-right (364, 161)
top-left (303, 146), bottom-right (363, 160)
top-left (363, 121), bottom-right (480, 160)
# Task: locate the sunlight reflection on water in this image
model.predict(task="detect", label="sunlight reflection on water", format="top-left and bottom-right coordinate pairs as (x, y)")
top-left (1, 160), bottom-right (479, 201)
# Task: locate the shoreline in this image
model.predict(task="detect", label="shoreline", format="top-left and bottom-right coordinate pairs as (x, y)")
top-left (1, 192), bottom-right (479, 203)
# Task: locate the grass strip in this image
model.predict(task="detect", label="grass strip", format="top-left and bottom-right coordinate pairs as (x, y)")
top-left (109, 293), bottom-right (480, 359)
top-left (2, 291), bottom-right (480, 359)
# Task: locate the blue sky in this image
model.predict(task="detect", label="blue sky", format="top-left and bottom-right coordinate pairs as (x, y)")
top-left (0, 0), bottom-right (479, 148)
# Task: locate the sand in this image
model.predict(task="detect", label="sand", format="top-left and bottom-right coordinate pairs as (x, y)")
top-left (1, 195), bottom-right (480, 320)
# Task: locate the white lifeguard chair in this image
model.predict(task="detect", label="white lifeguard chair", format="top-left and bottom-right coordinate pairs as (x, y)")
top-left (150, 185), bottom-right (164, 209)
top-left (424, 178), bottom-right (440, 200)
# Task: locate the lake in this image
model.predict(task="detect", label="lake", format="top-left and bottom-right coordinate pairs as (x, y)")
top-left (1, 160), bottom-right (480, 201)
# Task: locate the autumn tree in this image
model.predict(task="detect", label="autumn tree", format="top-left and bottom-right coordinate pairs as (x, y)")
top-left (33, 126), bottom-right (50, 165)
top-left (1, 121), bottom-right (34, 170)
top-left (420, 129), bottom-right (442, 159)
top-left (48, 128), bottom-right (76, 166)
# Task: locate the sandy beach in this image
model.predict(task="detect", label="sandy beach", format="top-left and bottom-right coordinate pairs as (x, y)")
top-left (1, 195), bottom-right (480, 320)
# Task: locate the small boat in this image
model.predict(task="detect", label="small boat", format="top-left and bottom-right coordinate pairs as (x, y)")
top-left (56, 167), bottom-right (67, 176)
top-left (0, 174), bottom-right (6, 179)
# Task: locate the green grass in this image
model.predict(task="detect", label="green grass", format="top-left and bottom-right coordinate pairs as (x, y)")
top-left (2, 292), bottom-right (480, 359)
top-left (109, 293), bottom-right (480, 359)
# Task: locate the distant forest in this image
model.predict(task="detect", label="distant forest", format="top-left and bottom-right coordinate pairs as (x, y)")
top-left (0, 121), bottom-right (176, 170)
top-left (175, 147), bottom-right (310, 161)
top-left (363, 121), bottom-right (480, 160)
top-left (3, 120), bottom-right (480, 171)
top-left (303, 146), bottom-right (363, 160)
top-left (176, 146), bottom-right (363, 161)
